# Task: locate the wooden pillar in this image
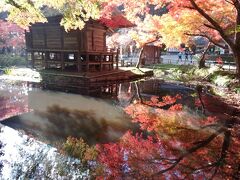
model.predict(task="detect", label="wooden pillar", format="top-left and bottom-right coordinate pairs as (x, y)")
top-left (61, 52), bottom-right (64, 70)
top-left (100, 54), bottom-right (103, 71)
top-left (86, 53), bottom-right (89, 72)
top-left (43, 51), bottom-right (46, 69)
top-left (31, 51), bottom-right (35, 68)
top-left (41, 52), bottom-right (44, 68)
top-left (26, 51), bottom-right (29, 68)
top-left (45, 52), bottom-right (49, 69)
top-left (115, 84), bottom-right (119, 97)
top-left (110, 55), bottom-right (113, 70)
top-left (77, 52), bottom-right (82, 72)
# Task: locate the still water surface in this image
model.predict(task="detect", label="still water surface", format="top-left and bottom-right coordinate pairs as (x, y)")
top-left (0, 79), bottom-right (239, 178)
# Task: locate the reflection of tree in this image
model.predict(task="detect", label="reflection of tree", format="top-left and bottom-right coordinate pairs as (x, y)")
top-left (0, 81), bottom-right (30, 120)
top-left (96, 93), bottom-right (240, 179)
top-left (35, 105), bottom-right (134, 145)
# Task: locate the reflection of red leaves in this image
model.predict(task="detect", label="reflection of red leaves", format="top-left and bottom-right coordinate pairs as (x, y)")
top-left (146, 94), bottom-right (182, 108)
top-left (96, 132), bottom-right (167, 178)
top-left (195, 99), bottom-right (201, 107)
top-left (125, 95), bottom-right (184, 132)
top-left (162, 94), bottom-right (181, 105)
top-left (169, 104), bottom-right (183, 111)
top-left (96, 143), bottom-right (124, 177)
top-left (151, 96), bottom-right (159, 104)
top-left (97, 94), bottom-right (239, 179)
top-left (200, 116), bottom-right (218, 125)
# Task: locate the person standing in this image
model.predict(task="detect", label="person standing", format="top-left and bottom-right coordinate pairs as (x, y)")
top-left (190, 51), bottom-right (193, 64)
top-left (177, 52), bottom-right (182, 64)
top-left (184, 48), bottom-right (189, 64)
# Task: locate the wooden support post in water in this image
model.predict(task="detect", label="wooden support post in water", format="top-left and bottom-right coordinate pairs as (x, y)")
top-left (26, 51), bottom-right (29, 68)
top-left (116, 49), bottom-right (119, 70)
top-left (45, 52), bottom-right (49, 69)
top-left (31, 51), bottom-right (35, 68)
top-left (61, 52), bottom-right (64, 70)
top-left (111, 54), bottom-right (114, 70)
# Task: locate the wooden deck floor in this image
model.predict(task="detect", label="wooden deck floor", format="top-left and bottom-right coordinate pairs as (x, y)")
top-left (40, 67), bottom-right (153, 79)
top-left (40, 67), bottom-right (153, 93)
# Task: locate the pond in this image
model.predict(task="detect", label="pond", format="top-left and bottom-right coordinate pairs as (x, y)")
top-left (0, 78), bottom-right (239, 179)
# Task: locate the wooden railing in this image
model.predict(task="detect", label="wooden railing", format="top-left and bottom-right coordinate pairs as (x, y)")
top-left (27, 49), bottom-right (119, 72)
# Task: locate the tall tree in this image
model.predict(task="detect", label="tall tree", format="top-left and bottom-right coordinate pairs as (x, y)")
top-left (0, 20), bottom-right (24, 50)
top-left (110, 0), bottom-right (240, 74)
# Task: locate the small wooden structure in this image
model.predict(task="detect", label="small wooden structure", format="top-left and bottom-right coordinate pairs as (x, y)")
top-left (141, 45), bottom-right (162, 65)
top-left (25, 16), bottom-right (121, 72)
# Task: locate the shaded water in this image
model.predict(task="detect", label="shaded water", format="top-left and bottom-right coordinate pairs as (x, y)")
top-left (0, 78), bottom-right (239, 179)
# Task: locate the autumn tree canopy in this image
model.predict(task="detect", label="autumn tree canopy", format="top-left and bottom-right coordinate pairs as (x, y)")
top-left (0, 19), bottom-right (24, 50)
top-left (105, 0), bottom-right (240, 74)
top-left (0, 0), bottom-right (101, 31)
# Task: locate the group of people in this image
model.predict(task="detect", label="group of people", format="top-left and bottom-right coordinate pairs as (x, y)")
top-left (177, 49), bottom-right (193, 64)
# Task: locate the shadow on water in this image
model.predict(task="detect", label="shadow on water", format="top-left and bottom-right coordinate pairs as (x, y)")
top-left (1, 90), bottom-right (135, 145)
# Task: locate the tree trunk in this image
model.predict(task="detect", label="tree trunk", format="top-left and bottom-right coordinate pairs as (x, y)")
top-left (199, 42), bottom-right (211, 69)
top-left (233, 50), bottom-right (240, 77)
top-left (136, 47), bottom-right (144, 69)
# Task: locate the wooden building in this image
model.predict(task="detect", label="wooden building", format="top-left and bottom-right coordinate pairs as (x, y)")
top-left (25, 15), bottom-right (132, 72)
top-left (141, 45), bottom-right (162, 65)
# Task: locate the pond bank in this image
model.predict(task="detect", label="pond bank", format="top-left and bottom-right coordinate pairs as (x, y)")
top-left (151, 64), bottom-right (240, 110)
top-left (0, 67), bottom-right (153, 84)
top-left (0, 67), bottom-right (41, 82)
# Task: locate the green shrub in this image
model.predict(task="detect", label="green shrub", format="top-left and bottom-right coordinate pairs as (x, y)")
top-left (208, 70), bottom-right (235, 87)
top-left (0, 54), bottom-right (26, 67)
top-left (63, 137), bottom-right (98, 163)
top-left (210, 74), bottom-right (233, 87)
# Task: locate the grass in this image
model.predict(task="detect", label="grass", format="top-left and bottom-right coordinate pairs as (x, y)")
top-left (152, 63), bottom-right (239, 88)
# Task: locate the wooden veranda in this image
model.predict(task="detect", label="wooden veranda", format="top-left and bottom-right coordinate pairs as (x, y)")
top-left (27, 49), bottom-right (119, 72)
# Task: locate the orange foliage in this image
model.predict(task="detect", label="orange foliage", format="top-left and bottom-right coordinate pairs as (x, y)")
top-left (95, 94), bottom-right (240, 178)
